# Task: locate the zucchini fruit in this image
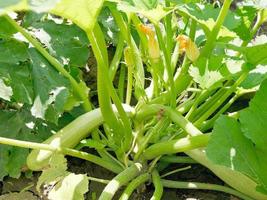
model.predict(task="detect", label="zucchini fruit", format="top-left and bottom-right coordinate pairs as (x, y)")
top-left (27, 105), bottom-right (134, 171)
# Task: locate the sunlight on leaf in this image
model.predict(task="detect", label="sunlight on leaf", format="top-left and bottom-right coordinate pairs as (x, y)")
top-left (0, 79), bottom-right (13, 101)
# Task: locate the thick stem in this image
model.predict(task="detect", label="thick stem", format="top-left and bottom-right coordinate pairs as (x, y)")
top-left (119, 173), bottom-right (150, 200)
top-left (162, 180), bottom-right (253, 200)
top-left (154, 24), bottom-right (176, 107)
top-left (99, 163), bottom-right (143, 200)
top-left (142, 134), bottom-right (210, 160)
top-left (87, 24), bottom-right (133, 151)
top-left (136, 104), bottom-right (203, 136)
top-left (151, 170), bottom-right (163, 200)
top-left (201, 0), bottom-right (232, 57)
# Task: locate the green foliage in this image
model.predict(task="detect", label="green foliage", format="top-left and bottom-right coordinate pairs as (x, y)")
top-left (23, 14), bottom-right (90, 68)
top-left (0, 109), bottom-right (51, 179)
top-left (29, 48), bottom-right (71, 123)
top-left (207, 80), bottom-right (267, 193)
top-left (1, 0), bottom-right (267, 199)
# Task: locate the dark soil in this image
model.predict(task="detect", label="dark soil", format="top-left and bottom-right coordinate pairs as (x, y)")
top-left (0, 156), bottom-right (241, 200)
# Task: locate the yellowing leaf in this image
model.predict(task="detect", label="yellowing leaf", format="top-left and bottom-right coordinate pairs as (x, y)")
top-left (48, 173), bottom-right (89, 200)
top-left (50, 0), bottom-right (104, 31)
top-left (0, 0), bottom-right (104, 31)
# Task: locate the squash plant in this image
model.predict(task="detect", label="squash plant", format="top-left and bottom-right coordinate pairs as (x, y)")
top-left (0, 0), bottom-right (267, 199)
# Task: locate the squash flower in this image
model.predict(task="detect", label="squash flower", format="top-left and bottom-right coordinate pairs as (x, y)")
top-left (176, 35), bottom-right (200, 62)
top-left (139, 24), bottom-right (160, 62)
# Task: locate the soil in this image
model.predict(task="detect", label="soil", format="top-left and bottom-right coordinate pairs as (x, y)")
top-left (0, 156), bottom-right (241, 200)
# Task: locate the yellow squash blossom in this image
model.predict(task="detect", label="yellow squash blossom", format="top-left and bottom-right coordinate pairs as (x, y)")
top-left (176, 35), bottom-right (200, 62)
top-left (139, 24), bottom-right (160, 61)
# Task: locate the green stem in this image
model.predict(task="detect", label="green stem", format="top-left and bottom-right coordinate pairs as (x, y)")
top-left (151, 170), bottom-right (163, 200)
top-left (200, 92), bottom-right (240, 131)
top-left (185, 89), bottom-right (207, 119)
top-left (126, 62), bottom-right (133, 104)
top-left (171, 42), bottom-right (180, 73)
top-left (136, 104), bottom-right (203, 136)
top-left (201, 0), bottom-right (232, 57)
top-left (119, 173), bottom-right (150, 200)
top-left (154, 24), bottom-right (176, 107)
top-left (87, 28), bottom-right (124, 143)
top-left (87, 24), bottom-right (133, 151)
top-left (160, 156), bottom-right (197, 164)
top-left (161, 180), bottom-right (253, 200)
top-left (134, 118), bottom-right (169, 160)
top-left (4, 15), bottom-right (92, 111)
top-left (142, 134), bottom-right (210, 160)
top-left (99, 163), bottom-right (143, 200)
top-left (109, 6), bottom-right (146, 101)
top-left (164, 0), bottom-right (173, 57)
top-left (160, 166), bottom-right (191, 178)
top-left (150, 20), bottom-right (197, 105)
top-left (0, 137), bottom-right (122, 174)
top-left (118, 65), bottom-right (126, 101)
top-left (109, 34), bottom-right (125, 81)
top-left (241, 9), bottom-right (265, 48)
top-left (194, 70), bottom-right (249, 126)
top-left (88, 177), bottom-right (110, 184)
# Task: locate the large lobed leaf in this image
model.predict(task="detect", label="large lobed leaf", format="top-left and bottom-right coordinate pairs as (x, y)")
top-left (23, 13), bottom-right (90, 68)
top-left (0, 0), bottom-right (104, 32)
top-left (0, 37), bottom-right (72, 123)
top-left (207, 79), bottom-right (267, 193)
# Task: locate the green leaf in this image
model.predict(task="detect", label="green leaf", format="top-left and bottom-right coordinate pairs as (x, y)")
top-left (207, 80), bottom-right (267, 193)
top-left (223, 41), bottom-right (267, 67)
top-left (240, 65), bottom-right (267, 89)
top-left (23, 14), bottom-right (90, 68)
top-left (0, 37), bottom-right (29, 64)
top-left (207, 116), bottom-right (267, 193)
top-left (189, 56), bottom-right (234, 89)
top-left (177, 3), bottom-right (240, 40)
top-left (119, 0), bottom-right (159, 10)
top-left (79, 139), bottom-right (106, 150)
top-left (0, 38), bottom-right (34, 104)
top-left (117, 1), bottom-right (172, 23)
top-left (239, 79), bottom-right (267, 151)
top-left (233, 6), bottom-right (257, 41)
top-left (0, 16), bottom-right (17, 38)
top-left (0, 109), bottom-right (51, 180)
top-left (29, 48), bottom-right (70, 123)
top-left (98, 7), bottom-right (119, 45)
top-left (242, 43), bottom-right (267, 66)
